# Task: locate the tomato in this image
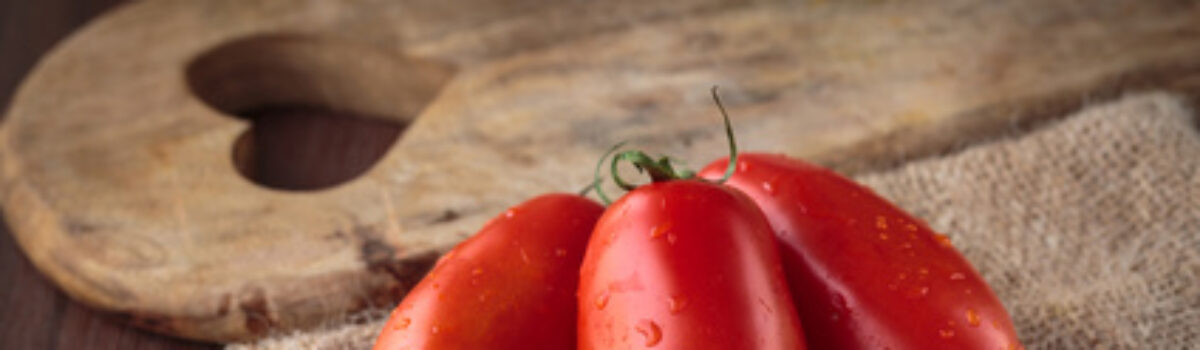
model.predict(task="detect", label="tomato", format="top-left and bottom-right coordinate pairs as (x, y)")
top-left (373, 193), bottom-right (604, 350)
top-left (700, 154), bottom-right (1023, 349)
top-left (578, 179), bottom-right (807, 349)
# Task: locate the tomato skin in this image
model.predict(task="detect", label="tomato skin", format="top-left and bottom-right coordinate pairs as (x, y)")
top-left (700, 154), bottom-right (1022, 349)
top-left (578, 180), bottom-right (807, 350)
top-left (373, 193), bottom-right (604, 350)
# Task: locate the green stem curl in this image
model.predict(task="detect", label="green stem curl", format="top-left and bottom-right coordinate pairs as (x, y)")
top-left (592, 142), bottom-right (627, 205)
top-left (588, 85), bottom-right (740, 205)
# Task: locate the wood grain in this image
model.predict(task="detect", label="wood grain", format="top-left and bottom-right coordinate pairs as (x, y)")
top-left (4, 0), bottom-right (1200, 344)
top-left (0, 0), bottom-right (214, 348)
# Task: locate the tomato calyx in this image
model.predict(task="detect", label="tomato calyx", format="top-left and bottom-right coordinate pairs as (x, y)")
top-left (611, 150), bottom-right (694, 188)
top-left (591, 86), bottom-right (740, 205)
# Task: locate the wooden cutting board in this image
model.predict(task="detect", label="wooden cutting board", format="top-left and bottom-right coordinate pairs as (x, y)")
top-left (4, 0), bottom-right (1200, 343)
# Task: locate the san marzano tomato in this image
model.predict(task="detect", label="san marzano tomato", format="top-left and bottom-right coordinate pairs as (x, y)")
top-left (373, 193), bottom-right (603, 350)
top-left (701, 154), bottom-right (1023, 349)
top-left (578, 179), bottom-right (807, 349)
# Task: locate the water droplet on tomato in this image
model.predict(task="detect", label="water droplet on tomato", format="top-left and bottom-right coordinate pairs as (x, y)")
top-left (904, 286), bottom-right (929, 299)
top-left (875, 216), bottom-right (888, 229)
top-left (555, 248), bottom-right (567, 257)
top-left (504, 209), bottom-right (516, 218)
top-left (918, 267), bottom-right (930, 276)
top-left (472, 267), bottom-right (483, 276)
top-left (636, 319), bottom-right (662, 347)
top-left (594, 292), bottom-right (610, 310)
top-left (831, 293), bottom-right (853, 318)
top-left (666, 232), bottom-right (678, 245)
top-left (878, 233), bottom-right (889, 240)
top-left (966, 308), bottom-right (981, 327)
top-left (897, 273), bottom-right (908, 281)
top-left (832, 293), bottom-right (849, 311)
top-left (949, 272), bottom-right (966, 280)
top-left (934, 233), bottom-right (953, 247)
top-left (938, 329), bottom-right (955, 339)
top-left (761, 181), bottom-right (777, 195)
top-left (650, 222), bottom-right (672, 239)
top-left (667, 295), bottom-right (687, 314)
top-left (519, 247), bottom-right (531, 264)
top-left (905, 223), bottom-right (918, 231)
top-left (393, 317), bottom-right (411, 330)
top-left (738, 161), bottom-right (750, 172)
top-left (431, 325), bottom-right (441, 334)
top-left (757, 297), bottom-right (774, 314)
top-left (900, 242), bottom-right (913, 250)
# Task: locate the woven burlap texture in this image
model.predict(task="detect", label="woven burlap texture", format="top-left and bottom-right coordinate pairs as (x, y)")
top-left (230, 92), bottom-right (1200, 349)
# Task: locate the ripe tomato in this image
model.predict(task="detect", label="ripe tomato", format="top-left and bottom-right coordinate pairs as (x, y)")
top-left (373, 193), bottom-right (604, 350)
top-left (700, 154), bottom-right (1023, 349)
top-left (578, 180), bottom-right (807, 349)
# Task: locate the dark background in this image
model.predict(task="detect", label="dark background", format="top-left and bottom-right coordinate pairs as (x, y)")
top-left (1, 1), bottom-right (402, 348)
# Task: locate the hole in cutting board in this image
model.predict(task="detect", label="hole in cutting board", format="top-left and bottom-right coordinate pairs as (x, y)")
top-left (185, 34), bottom-right (456, 191)
top-left (227, 107), bottom-right (403, 191)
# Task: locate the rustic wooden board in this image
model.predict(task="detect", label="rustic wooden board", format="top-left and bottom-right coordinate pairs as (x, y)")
top-left (3, 0), bottom-right (1200, 343)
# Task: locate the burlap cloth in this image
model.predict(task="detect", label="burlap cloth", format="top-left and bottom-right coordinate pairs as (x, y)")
top-left (230, 92), bottom-right (1200, 349)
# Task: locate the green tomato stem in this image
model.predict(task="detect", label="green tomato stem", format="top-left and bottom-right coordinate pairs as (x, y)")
top-left (592, 142), bottom-right (627, 205)
top-left (711, 85), bottom-right (738, 184)
top-left (588, 85), bottom-right (740, 204)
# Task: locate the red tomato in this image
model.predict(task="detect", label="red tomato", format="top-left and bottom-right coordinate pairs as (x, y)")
top-left (578, 180), bottom-right (807, 349)
top-left (700, 154), bottom-right (1023, 349)
top-left (373, 193), bottom-right (604, 350)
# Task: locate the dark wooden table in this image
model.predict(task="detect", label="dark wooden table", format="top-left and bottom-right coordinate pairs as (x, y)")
top-left (1, 1), bottom-right (403, 348)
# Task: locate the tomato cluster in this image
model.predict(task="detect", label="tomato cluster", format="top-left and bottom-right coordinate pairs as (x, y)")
top-left (374, 89), bottom-right (1022, 350)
